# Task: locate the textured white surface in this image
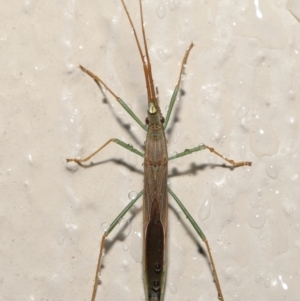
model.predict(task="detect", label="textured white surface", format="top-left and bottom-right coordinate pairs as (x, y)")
top-left (1, 0), bottom-right (300, 301)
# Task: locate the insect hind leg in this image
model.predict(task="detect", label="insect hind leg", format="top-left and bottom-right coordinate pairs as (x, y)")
top-left (168, 187), bottom-right (225, 301)
top-left (90, 190), bottom-right (143, 301)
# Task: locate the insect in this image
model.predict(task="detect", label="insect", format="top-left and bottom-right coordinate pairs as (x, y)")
top-left (67, 0), bottom-right (252, 300)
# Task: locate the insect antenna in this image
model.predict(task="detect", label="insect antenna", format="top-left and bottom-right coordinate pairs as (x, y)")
top-left (120, 0), bottom-right (157, 104)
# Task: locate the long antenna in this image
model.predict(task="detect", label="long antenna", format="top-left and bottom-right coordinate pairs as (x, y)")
top-left (120, 0), bottom-right (156, 103)
top-left (139, 0), bottom-right (156, 101)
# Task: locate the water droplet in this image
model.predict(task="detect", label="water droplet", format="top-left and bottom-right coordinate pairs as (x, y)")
top-left (255, 190), bottom-right (262, 200)
top-left (206, 152), bottom-right (217, 164)
top-left (155, 5), bottom-right (166, 19)
top-left (211, 184), bottom-right (217, 196)
top-left (236, 104), bottom-right (249, 120)
top-left (169, 0), bottom-right (179, 11)
top-left (57, 237), bottom-right (65, 246)
top-left (291, 173), bottom-right (298, 180)
top-left (264, 275), bottom-right (271, 288)
top-left (23, 0), bottom-right (32, 13)
top-left (240, 143), bottom-right (246, 159)
top-left (221, 29), bottom-right (227, 38)
top-left (170, 151), bottom-right (178, 157)
top-left (155, 263), bottom-right (161, 273)
top-left (254, 0), bottom-right (263, 19)
top-left (97, 272), bottom-right (101, 283)
top-left (235, 277), bottom-right (241, 286)
top-left (168, 281), bottom-right (177, 294)
top-left (152, 281), bottom-right (160, 291)
top-left (66, 160), bottom-right (79, 172)
top-left (101, 222), bottom-right (109, 232)
top-left (128, 191), bottom-right (138, 200)
top-left (156, 47), bottom-right (170, 62)
top-left (225, 174), bottom-right (235, 187)
top-left (250, 121), bottom-right (279, 157)
top-left (288, 206), bottom-right (295, 215)
top-left (28, 294), bottom-right (35, 301)
top-left (28, 154), bottom-right (33, 165)
top-left (278, 274), bottom-right (288, 290)
top-left (265, 163), bottom-right (278, 179)
top-left (248, 209), bottom-right (266, 229)
top-left (198, 198), bottom-right (212, 221)
top-left (227, 194), bottom-right (234, 205)
top-left (179, 32), bottom-right (185, 41)
top-left (289, 115), bottom-right (296, 125)
top-left (296, 222), bottom-right (300, 233)
top-left (118, 218), bottom-right (132, 237)
top-left (184, 148), bottom-right (191, 155)
top-left (130, 230), bottom-right (143, 263)
top-left (66, 63), bottom-right (75, 73)
top-left (123, 243), bottom-right (129, 251)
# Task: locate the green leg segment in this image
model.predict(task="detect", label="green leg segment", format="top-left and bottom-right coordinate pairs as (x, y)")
top-left (167, 186), bottom-right (225, 301)
top-left (67, 138), bottom-right (144, 164)
top-left (104, 190), bottom-right (143, 236)
top-left (117, 98), bottom-right (147, 132)
top-left (168, 144), bottom-right (206, 161)
top-left (114, 138), bottom-right (144, 158)
top-left (163, 85), bottom-right (180, 129)
top-left (90, 190), bottom-right (143, 301)
top-left (167, 187), bottom-right (206, 240)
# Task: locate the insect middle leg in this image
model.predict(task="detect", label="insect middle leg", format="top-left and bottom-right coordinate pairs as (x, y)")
top-left (67, 138), bottom-right (144, 165)
top-left (168, 144), bottom-right (252, 167)
top-left (162, 44), bottom-right (251, 168)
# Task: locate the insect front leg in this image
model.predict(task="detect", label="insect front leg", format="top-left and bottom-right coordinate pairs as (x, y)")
top-left (79, 65), bottom-right (147, 131)
top-left (164, 43), bottom-right (194, 129)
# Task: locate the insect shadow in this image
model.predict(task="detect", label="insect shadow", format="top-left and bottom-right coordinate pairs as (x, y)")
top-left (93, 75), bottom-right (187, 151)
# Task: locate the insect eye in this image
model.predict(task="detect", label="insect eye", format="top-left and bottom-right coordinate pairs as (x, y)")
top-left (160, 117), bottom-right (165, 124)
top-left (145, 117), bottom-right (149, 125)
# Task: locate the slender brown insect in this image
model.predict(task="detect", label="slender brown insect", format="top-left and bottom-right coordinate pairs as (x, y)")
top-left (67, 1), bottom-right (251, 300)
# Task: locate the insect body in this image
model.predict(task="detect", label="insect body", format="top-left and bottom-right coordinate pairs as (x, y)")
top-left (67, 1), bottom-right (251, 300)
top-left (143, 99), bottom-right (168, 300)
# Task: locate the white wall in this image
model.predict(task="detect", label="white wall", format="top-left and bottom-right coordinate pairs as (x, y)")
top-left (1, 0), bottom-right (300, 300)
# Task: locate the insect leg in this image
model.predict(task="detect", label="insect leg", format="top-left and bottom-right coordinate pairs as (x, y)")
top-left (168, 144), bottom-right (251, 167)
top-left (91, 189), bottom-right (143, 301)
top-left (164, 43), bottom-right (194, 129)
top-left (204, 145), bottom-right (251, 167)
top-left (80, 65), bottom-right (147, 131)
top-left (67, 138), bottom-right (144, 165)
top-left (168, 187), bottom-right (225, 301)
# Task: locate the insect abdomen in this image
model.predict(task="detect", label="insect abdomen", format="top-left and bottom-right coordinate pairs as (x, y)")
top-left (144, 198), bottom-right (166, 301)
